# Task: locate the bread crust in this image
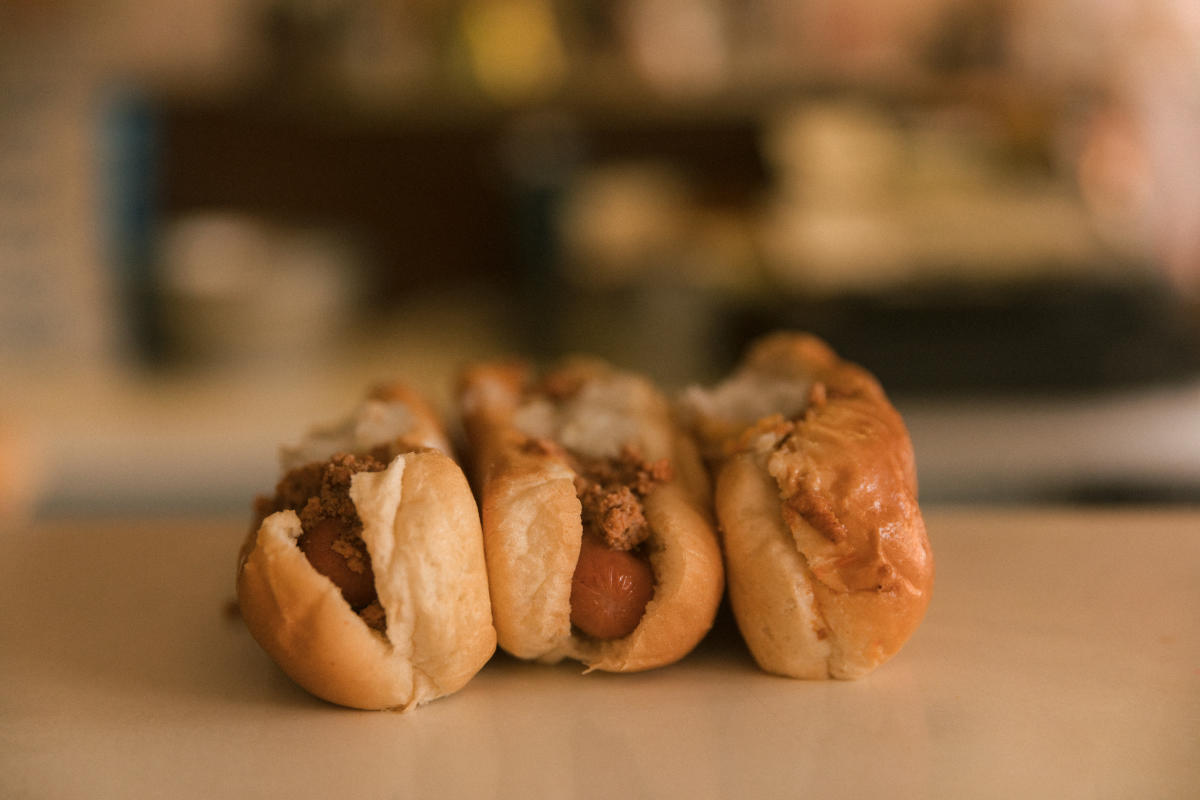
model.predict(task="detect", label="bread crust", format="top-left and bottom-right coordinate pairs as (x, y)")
top-left (237, 386), bottom-right (496, 709)
top-left (682, 332), bottom-right (933, 679)
top-left (459, 359), bottom-right (723, 672)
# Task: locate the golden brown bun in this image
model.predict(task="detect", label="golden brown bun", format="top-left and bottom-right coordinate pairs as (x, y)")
top-left (237, 388), bottom-right (495, 710)
top-left (679, 332), bottom-right (933, 679)
top-left (458, 358), bottom-right (723, 672)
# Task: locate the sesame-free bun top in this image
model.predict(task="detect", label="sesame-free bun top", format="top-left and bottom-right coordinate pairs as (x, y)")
top-left (679, 332), bottom-right (933, 679)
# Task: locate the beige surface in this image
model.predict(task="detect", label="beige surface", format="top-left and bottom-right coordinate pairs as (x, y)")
top-left (1, 508), bottom-right (1197, 799)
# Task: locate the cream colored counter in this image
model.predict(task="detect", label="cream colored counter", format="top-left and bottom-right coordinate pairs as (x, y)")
top-left (1, 508), bottom-right (1197, 798)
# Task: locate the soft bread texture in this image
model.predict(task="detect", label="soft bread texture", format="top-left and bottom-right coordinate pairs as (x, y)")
top-left (459, 359), bottom-right (723, 672)
top-left (237, 386), bottom-right (496, 710)
top-left (679, 332), bottom-right (933, 679)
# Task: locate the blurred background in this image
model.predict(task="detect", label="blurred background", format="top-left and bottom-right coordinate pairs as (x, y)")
top-left (2, 0), bottom-right (1200, 519)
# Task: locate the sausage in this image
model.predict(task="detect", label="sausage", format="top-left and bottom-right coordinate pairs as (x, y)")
top-left (256, 453), bottom-right (385, 611)
top-left (570, 533), bottom-right (654, 639)
top-left (298, 516), bottom-right (377, 609)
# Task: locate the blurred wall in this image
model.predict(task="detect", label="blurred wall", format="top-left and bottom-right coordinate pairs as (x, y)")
top-left (3, 0), bottom-right (1200, 516)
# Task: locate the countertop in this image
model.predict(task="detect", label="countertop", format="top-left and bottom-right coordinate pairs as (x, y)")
top-left (1, 507), bottom-right (1197, 799)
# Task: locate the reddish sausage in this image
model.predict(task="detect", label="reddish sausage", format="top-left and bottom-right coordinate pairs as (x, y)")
top-left (570, 533), bottom-right (654, 639)
top-left (299, 517), bottom-right (377, 609)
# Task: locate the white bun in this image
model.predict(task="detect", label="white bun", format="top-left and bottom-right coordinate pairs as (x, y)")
top-left (238, 451), bottom-right (496, 710)
top-left (459, 359), bottom-right (723, 672)
top-left (680, 332), bottom-right (933, 679)
top-left (237, 387), bottom-right (495, 710)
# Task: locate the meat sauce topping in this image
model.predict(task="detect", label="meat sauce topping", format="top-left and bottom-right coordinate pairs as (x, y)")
top-left (254, 452), bottom-right (389, 631)
top-left (525, 371), bottom-right (674, 640)
top-left (572, 448), bottom-right (672, 551)
top-left (566, 444), bottom-right (672, 640)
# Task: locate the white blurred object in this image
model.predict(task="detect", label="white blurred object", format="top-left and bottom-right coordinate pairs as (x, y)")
top-left (1074, 107), bottom-right (1155, 258)
top-left (758, 103), bottom-right (908, 292)
top-left (559, 163), bottom-right (693, 286)
top-left (763, 103), bottom-right (904, 207)
top-left (759, 201), bottom-right (908, 294)
top-left (758, 100), bottom-right (1104, 293)
top-left (1125, 49), bottom-right (1200, 297)
top-left (560, 162), bottom-right (761, 295)
top-left (160, 213), bottom-right (360, 367)
top-left (1012, 0), bottom-right (1200, 295)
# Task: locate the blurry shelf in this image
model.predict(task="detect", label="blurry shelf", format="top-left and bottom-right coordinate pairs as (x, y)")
top-left (9, 277), bottom-right (1200, 516)
top-left (153, 38), bottom-right (1061, 131)
top-left (155, 92), bottom-right (771, 302)
top-left (725, 275), bottom-right (1200, 395)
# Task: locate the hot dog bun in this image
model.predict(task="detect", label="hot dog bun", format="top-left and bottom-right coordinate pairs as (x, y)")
top-left (679, 332), bottom-right (933, 679)
top-left (458, 358), bottom-right (723, 672)
top-left (237, 384), bottom-right (496, 709)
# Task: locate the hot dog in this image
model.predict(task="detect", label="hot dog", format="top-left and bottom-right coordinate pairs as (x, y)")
top-left (458, 357), bottom-right (723, 672)
top-left (678, 332), bottom-right (934, 679)
top-left (236, 382), bottom-right (497, 709)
